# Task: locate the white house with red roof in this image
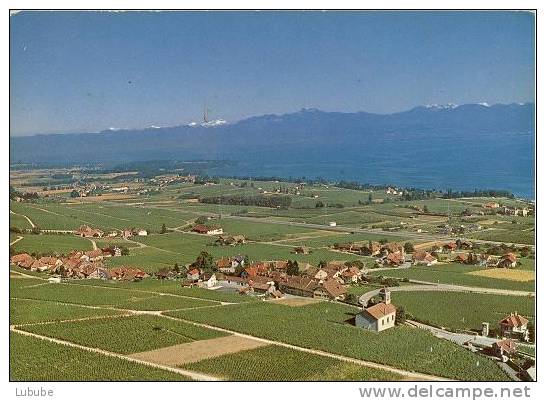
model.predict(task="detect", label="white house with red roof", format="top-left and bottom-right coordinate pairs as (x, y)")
top-left (499, 312), bottom-right (530, 341)
top-left (356, 288), bottom-right (396, 332)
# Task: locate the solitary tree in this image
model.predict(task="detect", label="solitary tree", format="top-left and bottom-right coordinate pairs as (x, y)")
top-left (160, 223), bottom-right (167, 234)
top-left (403, 242), bottom-right (414, 253)
top-left (345, 293), bottom-right (358, 305)
top-left (287, 260), bottom-right (299, 276)
top-left (192, 251), bottom-right (214, 273)
top-left (396, 306), bottom-right (407, 324)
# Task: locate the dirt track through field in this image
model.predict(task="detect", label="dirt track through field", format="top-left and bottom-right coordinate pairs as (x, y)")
top-left (129, 335), bottom-right (267, 366)
top-left (270, 297), bottom-right (322, 307)
top-left (10, 236), bottom-right (23, 246)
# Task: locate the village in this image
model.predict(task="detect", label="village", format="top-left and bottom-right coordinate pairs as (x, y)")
top-left (10, 214), bottom-right (535, 381)
top-left (9, 168), bottom-right (535, 382)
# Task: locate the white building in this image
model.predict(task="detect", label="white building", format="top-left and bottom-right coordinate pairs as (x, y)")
top-left (355, 288), bottom-right (396, 332)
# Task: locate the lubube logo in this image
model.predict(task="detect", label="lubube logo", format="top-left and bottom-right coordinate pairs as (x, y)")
top-left (15, 387), bottom-right (54, 397)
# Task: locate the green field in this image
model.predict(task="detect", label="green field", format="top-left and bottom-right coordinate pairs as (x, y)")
top-left (10, 332), bottom-right (190, 381)
top-left (9, 212), bottom-right (33, 229)
top-left (9, 172), bottom-right (534, 382)
top-left (468, 228), bottom-right (535, 245)
top-left (167, 301), bottom-right (508, 381)
top-left (10, 280), bottom-right (220, 310)
top-left (19, 314), bottom-right (226, 354)
top-left (63, 278), bottom-right (255, 304)
top-left (392, 291), bottom-right (535, 332)
top-left (10, 297), bottom-right (124, 325)
top-left (11, 234), bottom-right (93, 254)
top-left (371, 263), bottom-right (535, 292)
top-left (182, 345), bottom-right (403, 381)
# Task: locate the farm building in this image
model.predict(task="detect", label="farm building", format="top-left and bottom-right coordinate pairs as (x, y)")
top-left (74, 225), bottom-right (104, 238)
top-left (192, 224), bottom-right (223, 235)
top-left (498, 253), bottom-right (517, 268)
top-left (293, 246), bottom-right (310, 255)
top-left (216, 235), bottom-right (246, 246)
top-left (340, 266), bottom-right (362, 283)
top-left (313, 279), bottom-right (346, 301)
top-left (490, 339), bottom-right (517, 361)
top-left (381, 242), bottom-right (405, 257)
top-left (384, 252), bottom-right (404, 266)
top-left (198, 273), bottom-right (218, 289)
top-left (216, 257), bottom-right (235, 274)
top-left (186, 268), bottom-right (201, 281)
top-left (355, 288), bottom-right (396, 332)
top-left (442, 242), bottom-right (457, 253)
top-left (279, 276), bottom-right (317, 298)
top-left (412, 251), bottom-right (437, 266)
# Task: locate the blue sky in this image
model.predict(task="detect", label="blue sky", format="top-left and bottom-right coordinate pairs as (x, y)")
top-left (10, 11), bottom-right (535, 136)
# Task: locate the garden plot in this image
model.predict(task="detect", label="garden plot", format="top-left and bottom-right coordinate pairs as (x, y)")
top-left (130, 334), bottom-right (267, 366)
top-left (466, 268), bottom-right (535, 282)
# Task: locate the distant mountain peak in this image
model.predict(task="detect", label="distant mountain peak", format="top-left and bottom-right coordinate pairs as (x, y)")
top-left (424, 103), bottom-right (459, 110)
top-left (186, 119), bottom-right (228, 128)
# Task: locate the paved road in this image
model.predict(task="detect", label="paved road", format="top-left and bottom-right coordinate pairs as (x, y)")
top-left (407, 320), bottom-right (497, 347)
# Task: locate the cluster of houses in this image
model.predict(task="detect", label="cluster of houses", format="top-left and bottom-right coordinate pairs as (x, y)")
top-left (483, 202), bottom-right (532, 217)
top-left (74, 225), bottom-right (148, 239)
top-left (333, 241), bottom-right (407, 266)
top-left (385, 187), bottom-right (404, 196)
top-left (454, 252), bottom-right (518, 268)
top-left (10, 249), bottom-right (148, 281)
top-left (332, 239), bottom-right (520, 269)
top-left (179, 256), bottom-right (364, 302)
top-left (484, 312), bottom-right (532, 364)
top-left (150, 174), bottom-right (196, 187)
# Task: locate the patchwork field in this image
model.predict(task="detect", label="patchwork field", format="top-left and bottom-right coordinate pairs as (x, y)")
top-left (182, 345), bottom-right (404, 381)
top-left (10, 297), bottom-right (124, 325)
top-left (130, 335), bottom-right (267, 366)
top-left (11, 234), bottom-right (94, 254)
top-left (19, 314), bottom-right (227, 354)
top-left (392, 291), bottom-right (535, 332)
top-left (10, 332), bottom-right (190, 381)
top-left (9, 172), bottom-right (534, 382)
top-left (10, 280), bottom-right (221, 310)
top-left (371, 263), bottom-right (535, 292)
top-left (167, 301), bottom-right (508, 381)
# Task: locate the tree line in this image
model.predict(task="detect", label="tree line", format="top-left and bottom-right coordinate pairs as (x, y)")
top-left (200, 194), bottom-right (292, 208)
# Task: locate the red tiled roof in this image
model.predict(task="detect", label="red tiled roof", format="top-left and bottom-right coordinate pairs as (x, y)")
top-left (499, 313), bottom-right (529, 327)
top-left (503, 253), bottom-right (517, 263)
top-left (494, 339), bottom-right (517, 354)
top-left (216, 257), bottom-right (231, 269)
top-left (364, 302), bottom-right (397, 320)
top-left (319, 279), bottom-right (347, 297)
